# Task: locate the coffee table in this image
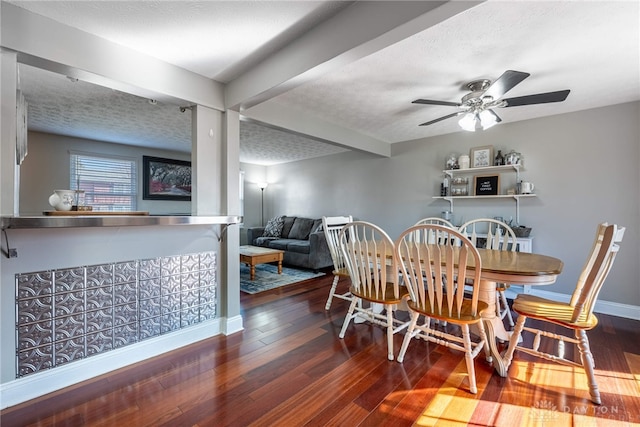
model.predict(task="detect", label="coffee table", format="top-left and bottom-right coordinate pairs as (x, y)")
top-left (239, 245), bottom-right (284, 280)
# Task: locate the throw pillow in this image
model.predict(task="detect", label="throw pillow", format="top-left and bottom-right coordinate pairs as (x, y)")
top-left (262, 216), bottom-right (284, 237)
top-left (288, 217), bottom-right (315, 240)
top-left (281, 216), bottom-right (296, 238)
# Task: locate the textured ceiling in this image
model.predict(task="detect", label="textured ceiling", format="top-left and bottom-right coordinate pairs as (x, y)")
top-left (9, 0), bottom-right (640, 165)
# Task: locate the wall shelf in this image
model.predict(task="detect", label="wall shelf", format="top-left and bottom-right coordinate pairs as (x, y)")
top-left (435, 164), bottom-right (533, 223)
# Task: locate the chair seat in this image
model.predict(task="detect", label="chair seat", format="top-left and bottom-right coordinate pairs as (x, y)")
top-left (513, 294), bottom-right (598, 329)
top-left (350, 282), bottom-right (406, 305)
top-left (408, 300), bottom-right (489, 324)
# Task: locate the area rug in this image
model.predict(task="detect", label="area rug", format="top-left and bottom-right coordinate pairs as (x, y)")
top-left (240, 263), bottom-right (324, 294)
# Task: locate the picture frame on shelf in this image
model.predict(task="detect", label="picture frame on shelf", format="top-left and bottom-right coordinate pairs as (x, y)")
top-left (143, 156), bottom-right (192, 201)
top-left (470, 145), bottom-right (494, 168)
top-left (474, 174), bottom-right (500, 196)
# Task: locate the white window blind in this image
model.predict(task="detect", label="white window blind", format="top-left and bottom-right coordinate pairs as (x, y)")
top-left (70, 153), bottom-right (137, 211)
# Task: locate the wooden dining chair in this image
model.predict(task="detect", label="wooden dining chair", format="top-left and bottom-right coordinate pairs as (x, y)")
top-left (503, 223), bottom-right (625, 404)
top-left (458, 218), bottom-right (518, 328)
top-left (395, 224), bottom-right (488, 394)
top-left (338, 221), bottom-right (409, 360)
top-left (414, 217), bottom-right (455, 228)
top-left (322, 215), bottom-right (354, 310)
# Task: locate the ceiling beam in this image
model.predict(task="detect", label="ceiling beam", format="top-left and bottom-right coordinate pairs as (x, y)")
top-left (225, 1), bottom-right (482, 111)
top-left (243, 102), bottom-right (390, 158)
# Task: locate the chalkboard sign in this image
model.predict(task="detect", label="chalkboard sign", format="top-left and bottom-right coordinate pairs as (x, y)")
top-left (474, 175), bottom-right (500, 196)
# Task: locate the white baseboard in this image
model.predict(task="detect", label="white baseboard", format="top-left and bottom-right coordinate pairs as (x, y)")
top-left (223, 314), bottom-right (244, 335)
top-left (506, 286), bottom-right (640, 321)
top-left (0, 318), bottom-right (223, 410)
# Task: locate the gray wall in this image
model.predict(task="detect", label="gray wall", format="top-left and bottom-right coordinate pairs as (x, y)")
top-left (20, 132), bottom-right (192, 215)
top-left (259, 102), bottom-right (640, 307)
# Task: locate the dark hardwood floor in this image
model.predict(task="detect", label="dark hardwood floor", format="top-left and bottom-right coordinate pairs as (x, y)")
top-left (2, 272), bottom-right (639, 426)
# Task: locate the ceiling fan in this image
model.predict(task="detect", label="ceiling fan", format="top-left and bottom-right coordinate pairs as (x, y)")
top-left (413, 70), bottom-right (570, 131)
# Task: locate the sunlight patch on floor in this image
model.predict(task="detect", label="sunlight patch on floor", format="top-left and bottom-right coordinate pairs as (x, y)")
top-left (624, 352), bottom-right (640, 392)
top-left (509, 359), bottom-right (589, 393)
top-left (415, 359), bottom-right (485, 426)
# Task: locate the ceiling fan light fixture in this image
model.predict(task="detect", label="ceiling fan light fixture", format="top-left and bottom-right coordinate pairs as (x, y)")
top-left (479, 109), bottom-right (497, 130)
top-left (458, 112), bottom-right (478, 132)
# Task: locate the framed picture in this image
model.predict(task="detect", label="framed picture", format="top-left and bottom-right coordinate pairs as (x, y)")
top-left (143, 156), bottom-right (192, 201)
top-left (470, 145), bottom-right (494, 168)
top-left (474, 174), bottom-right (500, 196)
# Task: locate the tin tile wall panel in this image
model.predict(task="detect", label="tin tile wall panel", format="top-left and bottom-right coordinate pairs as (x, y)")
top-left (18, 345), bottom-right (53, 377)
top-left (53, 290), bottom-right (85, 317)
top-left (86, 308), bottom-right (113, 333)
top-left (139, 258), bottom-right (161, 280)
top-left (201, 252), bottom-right (216, 270)
top-left (17, 296), bottom-right (53, 325)
top-left (17, 271), bottom-right (53, 299)
top-left (113, 323), bottom-right (138, 349)
top-left (54, 313), bottom-right (85, 341)
top-left (181, 254), bottom-right (200, 273)
top-left (54, 337), bottom-right (85, 367)
top-left (139, 316), bottom-right (162, 340)
top-left (15, 251), bottom-right (217, 378)
top-left (161, 311), bottom-right (181, 334)
top-left (54, 268), bottom-right (84, 294)
top-left (17, 320), bottom-right (53, 351)
top-left (161, 256), bottom-right (181, 277)
top-left (86, 264), bottom-right (113, 288)
top-left (139, 297), bottom-right (161, 319)
top-left (86, 330), bottom-right (113, 356)
top-left (114, 282), bottom-right (137, 306)
top-left (85, 286), bottom-right (113, 312)
top-left (114, 261), bottom-right (137, 284)
top-left (139, 277), bottom-right (161, 300)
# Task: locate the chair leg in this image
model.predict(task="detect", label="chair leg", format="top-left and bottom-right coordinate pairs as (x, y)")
top-left (397, 311), bottom-right (419, 363)
top-left (503, 314), bottom-right (527, 368)
top-left (386, 305), bottom-right (394, 361)
top-left (325, 275), bottom-right (340, 310)
top-left (461, 324), bottom-right (477, 394)
top-left (576, 329), bottom-right (602, 405)
top-left (498, 289), bottom-right (515, 328)
top-left (339, 297), bottom-right (359, 339)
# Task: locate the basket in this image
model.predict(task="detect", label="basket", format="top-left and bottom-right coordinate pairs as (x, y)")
top-left (513, 226), bottom-right (532, 238)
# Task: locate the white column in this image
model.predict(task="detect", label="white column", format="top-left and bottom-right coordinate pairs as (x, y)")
top-left (221, 109), bottom-right (242, 334)
top-left (0, 50), bottom-right (19, 215)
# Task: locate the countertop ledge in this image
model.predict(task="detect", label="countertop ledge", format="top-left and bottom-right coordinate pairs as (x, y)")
top-left (1, 215), bottom-right (242, 229)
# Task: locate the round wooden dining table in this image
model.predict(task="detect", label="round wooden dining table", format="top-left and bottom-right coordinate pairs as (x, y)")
top-left (473, 248), bottom-right (564, 376)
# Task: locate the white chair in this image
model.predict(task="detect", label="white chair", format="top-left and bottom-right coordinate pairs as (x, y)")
top-left (414, 217), bottom-right (454, 228)
top-left (322, 215), bottom-right (354, 310)
top-left (338, 221), bottom-right (409, 360)
top-left (503, 223), bottom-right (625, 404)
top-left (458, 218), bottom-right (518, 328)
top-left (396, 224), bottom-right (488, 394)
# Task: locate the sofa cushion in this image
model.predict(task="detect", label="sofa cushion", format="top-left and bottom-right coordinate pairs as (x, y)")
top-left (281, 216), bottom-right (296, 238)
top-left (254, 236), bottom-right (277, 247)
top-left (268, 239), bottom-right (297, 251)
top-left (287, 240), bottom-right (311, 254)
top-left (262, 216), bottom-right (284, 237)
top-left (312, 219), bottom-right (323, 234)
top-left (288, 217), bottom-right (315, 240)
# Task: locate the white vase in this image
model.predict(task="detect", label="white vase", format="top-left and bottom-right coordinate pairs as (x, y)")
top-left (48, 189), bottom-right (75, 211)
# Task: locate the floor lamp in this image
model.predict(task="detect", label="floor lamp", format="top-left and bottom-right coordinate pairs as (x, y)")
top-left (257, 182), bottom-right (268, 226)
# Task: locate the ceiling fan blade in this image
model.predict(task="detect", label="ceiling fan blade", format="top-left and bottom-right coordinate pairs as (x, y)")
top-left (487, 109), bottom-right (502, 123)
top-left (482, 70), bottom-right (530, 100)
top-left (419, 111), bottom-right (464, 126)
top-left (412, 99), bottom-right (461, 107)
top-left (502, 89), bottom-right (570, 107)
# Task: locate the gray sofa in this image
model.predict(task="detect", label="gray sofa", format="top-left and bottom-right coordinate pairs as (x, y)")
top-left (245, 216), bottom-right (333, 271)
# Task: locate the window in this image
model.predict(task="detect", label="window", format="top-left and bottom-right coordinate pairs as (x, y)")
top-left (70, 153), bottom-right (137, 211)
